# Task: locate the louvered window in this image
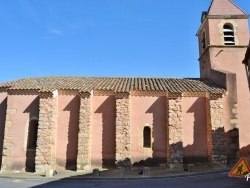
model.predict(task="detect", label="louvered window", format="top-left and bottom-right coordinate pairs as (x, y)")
top-left (223, 24), bottom-right (235, 45)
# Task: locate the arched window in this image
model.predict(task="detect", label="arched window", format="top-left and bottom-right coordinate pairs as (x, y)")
top-left (223, 24), bottom-right (235, 45)
top-left (143, 126), bottom-right (151, 148)
top-left (27, 120), bottom-right (38, 149)
top-left (202, 31), bottom-right (206, 50)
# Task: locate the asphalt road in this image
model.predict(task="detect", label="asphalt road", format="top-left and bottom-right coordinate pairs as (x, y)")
top-left (0, 172), bottom-right (249, 188)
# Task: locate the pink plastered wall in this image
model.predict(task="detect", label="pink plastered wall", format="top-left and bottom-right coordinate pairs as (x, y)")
top-left (199, 17), bottom-right (250, 155)
top-left (215, 49), bottom-right (250, 150)
top-left (130, 95), bottom-right (167, 165)
top-left (6, 94), bottom-right (39, 170)
top-left (56, 94), bottom-right (80, 170)
top-left (182, 97), bottom-right (208, 164)
top-left (91, 95), bottom-right (116, 168)
top-left (208, 46), bottom-right (250, 152)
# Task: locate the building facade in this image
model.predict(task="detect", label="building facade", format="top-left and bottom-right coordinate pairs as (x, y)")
top-left (0, 0), bottom-right (249, 173)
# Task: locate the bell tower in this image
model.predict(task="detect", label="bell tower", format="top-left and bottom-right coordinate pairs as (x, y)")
top-left (197, 0), bottom-right (250, 162)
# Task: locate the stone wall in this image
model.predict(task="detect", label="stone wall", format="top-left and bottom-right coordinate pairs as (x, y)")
top-left (0, 90), bottom-right (7, 170)
top-left (1, 97), bottom-right (16, 171)
top-left (35, 91), bottom-right (58, 173)
top-left (208, 96), bottom-right (227, 166)
top-left (167, 95), bottom-right (183, 169)
top-left (115, 92), bottom-right (131, 168)
top-left (76, 92), bottom-right (92, 171)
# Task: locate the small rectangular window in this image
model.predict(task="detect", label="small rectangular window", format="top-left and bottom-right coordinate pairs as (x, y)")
top-left (27, 120), bottom-right (39, 149)
top-left (143, 127), bottom-right (151, 148)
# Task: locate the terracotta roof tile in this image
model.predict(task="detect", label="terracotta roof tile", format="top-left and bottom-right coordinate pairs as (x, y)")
top-left (0, 76), bottom-right (225, 94)
top-left (208, 0), bottom-right (246, 16)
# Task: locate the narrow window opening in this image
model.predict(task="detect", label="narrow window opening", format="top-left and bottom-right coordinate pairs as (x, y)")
top-left (27, 120), bottom-right (38, 149)
top-left (143, 126), bottom-right (151, 148)
top-left (202, 64), bottom-right (205, 74)
top-left (223, 24), bottom-right (235, 45)
top-left (202, 31), bottom-right (206, 51)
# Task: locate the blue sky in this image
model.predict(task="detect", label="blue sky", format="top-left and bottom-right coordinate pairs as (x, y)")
top-left (0, 0), bottom-right (250, 82)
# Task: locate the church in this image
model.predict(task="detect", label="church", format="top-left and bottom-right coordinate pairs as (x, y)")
top-left (0, 0), bottom-right (250, 173)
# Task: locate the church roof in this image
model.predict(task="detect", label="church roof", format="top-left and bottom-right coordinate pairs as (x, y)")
top-left (0, 76), bottom-right (225, 94)
top-left (207, 0), bottom-right (246, 16)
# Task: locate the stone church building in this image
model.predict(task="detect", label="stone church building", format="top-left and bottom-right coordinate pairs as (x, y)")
top-left (0, 0), bottom-right (250, 173)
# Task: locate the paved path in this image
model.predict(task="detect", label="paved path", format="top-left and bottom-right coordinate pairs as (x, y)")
top-left (0, 172), bottom-right (249, 188)
top-left (0, 165), bottom-right (232, 180)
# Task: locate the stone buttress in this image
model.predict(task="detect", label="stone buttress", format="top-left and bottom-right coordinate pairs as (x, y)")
top-left (35, 90), bottom-right (58, 173)
top-left (76, 91), bottom-right (92, 171)
top-left (115, 92), bottom-right (131, 167)
top-left (1, 94), bottom-right (17, 171)
top-left (167, 93), bottom-right (183, 169)
top-left (207, 94), bottom-right (227, 166)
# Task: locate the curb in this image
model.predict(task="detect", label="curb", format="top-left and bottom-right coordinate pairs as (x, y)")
top-left (0, 169), bottom-right (230, 181)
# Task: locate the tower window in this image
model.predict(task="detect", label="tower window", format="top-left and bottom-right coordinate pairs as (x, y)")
top-left (143, 126), bottom-right (151, 148)
top-left (223, 24), bottom-right (235, 45)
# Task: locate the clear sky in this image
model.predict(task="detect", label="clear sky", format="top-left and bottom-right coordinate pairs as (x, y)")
top-left (1, 0), bottom-right (250, 82)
